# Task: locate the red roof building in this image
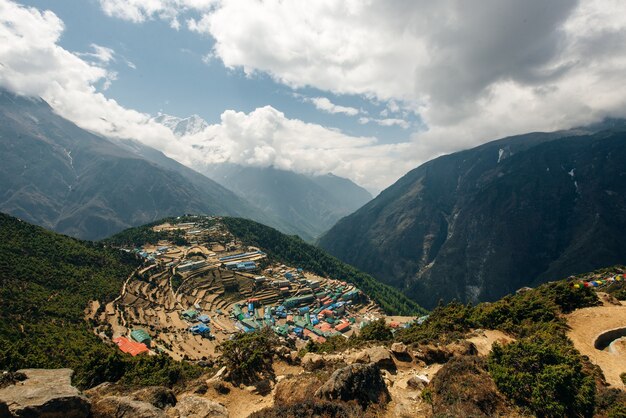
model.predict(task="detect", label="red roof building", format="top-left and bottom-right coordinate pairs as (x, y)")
top-left (113, 336), bottom-right (149, 356)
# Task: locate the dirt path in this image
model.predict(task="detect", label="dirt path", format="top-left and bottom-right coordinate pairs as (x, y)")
top-left (566, 302), bottom-right (626, 387)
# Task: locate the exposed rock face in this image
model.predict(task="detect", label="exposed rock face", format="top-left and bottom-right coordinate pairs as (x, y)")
top-left (92, 396), bottom-right (166, 418)
top-left (315, 363), bottom-right (390, 408)
top-left (0, 369), bottom-right (90, 418)
top-left (166, 395), bottom-right (228, 418)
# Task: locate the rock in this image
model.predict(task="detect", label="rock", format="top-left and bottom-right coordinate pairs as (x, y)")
top-left (275, 346), bottom-right (290, 357)
top-left (413, 344), bottom-right (452, 364)
top-left (406, 374), bottom-right (429, 390)
top-left (0, 368), bottom-right (90, 418)
top-left (315, 363), bottom-right (391, 408)
top-left (166, 395), bottom-right (228, 418)
top-left (446, 341), bottom-right (478, 357)
top-left (301, 353), bottom-right (325, 371)
top-left (93, 396), bottom-right (166, 418)
top-left (390, 342), bottom-right (408, 355)
top-left (288, 351), bottom-right (300, 365)
top-left (346, 349), bottom-right (370, 364)
top-left (274, 375), bottom-right (324, 405)
top-left (206, 366), bottom-right (227, 384)
top-left (366, 346), bottom-right (396, 371)
top-left (132, 386), bottom-right (177, 409)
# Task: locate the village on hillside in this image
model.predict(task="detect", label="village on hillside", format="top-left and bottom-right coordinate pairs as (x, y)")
top-left (88, 217), bottom-right (419, 361)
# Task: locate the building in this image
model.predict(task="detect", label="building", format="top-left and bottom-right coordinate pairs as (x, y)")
top-left (181, 309), bottom-right (199, 321)
top-left (113, 337), bottom-right (149, 356)
top-left (176, 260), bottom-right (208, 273)
top-left (130, 329), bottom-right (151, 347)
top-left (189, 323), bottom-right (211, 337)
top-left (197, 314), bottom-right (210, 323)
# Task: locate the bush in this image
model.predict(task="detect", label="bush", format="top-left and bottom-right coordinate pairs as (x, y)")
top-left (359, 319), bottom-right (393, 342)
top-left (217, 328), bottom-right (279, 385)
top-left (396, 301), bottom-right (474, 344)
top-left (488, 330), bottom-right (595, 418)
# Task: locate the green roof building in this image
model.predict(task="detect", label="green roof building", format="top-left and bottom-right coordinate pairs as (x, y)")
top-left (130, 329), bottom-right (151, 347)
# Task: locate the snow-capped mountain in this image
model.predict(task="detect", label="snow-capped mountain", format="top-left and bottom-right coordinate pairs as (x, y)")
top-left (152, 113), bottom-right (209, 137)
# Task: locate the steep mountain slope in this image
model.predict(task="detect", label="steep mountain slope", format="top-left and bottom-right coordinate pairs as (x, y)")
top-left (202, 164), bottom-right (372, 241)
top-left (0, 89), bottom-right (271, 240)
top-left (319, 127), bottom-right (626, 308)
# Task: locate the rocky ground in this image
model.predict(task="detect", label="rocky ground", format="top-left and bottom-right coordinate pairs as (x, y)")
top-left (0, 330), bottom-right (512, 418)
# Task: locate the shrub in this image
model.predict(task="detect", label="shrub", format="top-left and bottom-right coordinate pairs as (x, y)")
top-left (488, 331), bottom-right (595, 417)
top-left (217, 328), bottom-right (279, 385)
top-left (396, 301), bottom-right (474, 344)
top-left (358, 319), bottom-right (393, 342)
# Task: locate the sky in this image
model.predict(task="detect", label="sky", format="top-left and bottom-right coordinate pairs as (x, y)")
top-left (1, 0), bottom-right (626, 193)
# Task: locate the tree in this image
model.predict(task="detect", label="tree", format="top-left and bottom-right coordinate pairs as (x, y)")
top-left (216, 328), bottom-right (279, 385)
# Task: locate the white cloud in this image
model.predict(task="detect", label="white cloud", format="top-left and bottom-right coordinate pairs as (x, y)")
top-left (79, 43), bottom-right (116, 64)
top-left (359, 116), bottom-right (410, 129)
top-left (176, 0), bottom-right (626, 166)
top-left (99, 0), bottom-right (216, 26)
top-left (0, 0), bottom-right (408, 191)
top-left (175, 106), bottom-right (413, 191)
top-left (6, 0), bottom-right (626, 193)
top-left (307, 97), bottom-right (359, 116)
top-left (0, 0), bottom-right (191, 163)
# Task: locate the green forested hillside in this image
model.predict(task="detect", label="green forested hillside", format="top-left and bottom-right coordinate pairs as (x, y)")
top-left (221, 217), bottom-right (426, 315)
top-left (0, 213), bottom-right (199, 388)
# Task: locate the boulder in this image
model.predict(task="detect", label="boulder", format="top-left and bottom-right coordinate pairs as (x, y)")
top-left (288, 351), bottom-right (300, 365)
top-left (413, 344), bottom-right (452, 364)
top-left (390, 342), bottom-right (408, 355)
top-left (301, 353), bottom-right (325, 371)
top-left (315, 363), bottom-right (390, 408)
top-left (365, 346), bottom-right (396, 371)
top-left (346, 349), bottom-right (370, 364)
top-left (166, 395), bottom-right (228, 418)
top-left (132, 387), bottom-right (177, 409)
top-left (274, 375), bottom-right (323, 405)
top-left (92, 396), bottom-right (167, 418)
top-left (93, 396), bottom-right (166, 418)
top-left (406, 374), bottom-right (429, 390)
top-left (0, 368), bottom-right (90, 418)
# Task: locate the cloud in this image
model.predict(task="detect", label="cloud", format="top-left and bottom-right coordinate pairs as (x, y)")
top-left (307, 96), bottom-right (359, 116)
top-left (79, 43), bottom-right (116, 64)
top-left (0, 0), bottom-right (407, 191)
top-left (6, 0), bottom-right (626, 193)
top-left (359, 117), bottom-right (410, 129)
top-left (0, 0), bottom-right (190, 163)
top-left (99, 0), bottom-right (216, 26)
top-left (175, 106), bottom-right (413, 191)
top-left (177, 0), bottom-right (626, 161)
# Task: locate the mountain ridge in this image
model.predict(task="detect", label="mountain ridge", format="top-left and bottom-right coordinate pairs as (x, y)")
top-left (319, 124), bottom-right (626, 309)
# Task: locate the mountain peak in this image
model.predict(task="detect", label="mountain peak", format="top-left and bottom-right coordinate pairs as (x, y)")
top-left (152, 113), bottom-right (208, 137)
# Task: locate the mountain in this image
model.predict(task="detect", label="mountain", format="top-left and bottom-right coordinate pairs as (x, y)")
top-left (202, 164), bottom-right (372, 241)
top-left (319, 125), bottom-right (626, 309)
top-left (152, 113), bottom-right (208, 137)
top-left (0, 89), bottom-right (273, 240)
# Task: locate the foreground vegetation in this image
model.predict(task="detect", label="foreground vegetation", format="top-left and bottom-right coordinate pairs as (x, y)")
top-left (0, 213), bottom-right (201, 389)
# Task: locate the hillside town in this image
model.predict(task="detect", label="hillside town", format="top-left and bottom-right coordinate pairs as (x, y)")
top-left (89, 217), bottom-right (417, 361)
